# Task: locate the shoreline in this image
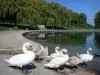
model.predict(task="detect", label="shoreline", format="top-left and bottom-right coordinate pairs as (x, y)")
top-left (0, 30), bottom-right (98, 75)
top-left (29, 29), bottom-right (100, 32)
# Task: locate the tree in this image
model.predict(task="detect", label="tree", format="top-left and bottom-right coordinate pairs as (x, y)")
top-left (79, 13), bottom-right (87, 24)
top-left (94, 11), bottom-right (100, 28)
top-left (71, 12), bottom-right (80, 26)
top-left (0, 0), bottom-right (91, 28)
top-left (46, 17), bottom-right (54, 26)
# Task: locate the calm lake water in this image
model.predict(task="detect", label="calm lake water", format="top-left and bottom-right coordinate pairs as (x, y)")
top-left (23, 31), bottom-right (100, 74)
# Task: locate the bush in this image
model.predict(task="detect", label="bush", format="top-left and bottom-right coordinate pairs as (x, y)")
top-left (0, 23), bottom-right (31, 29)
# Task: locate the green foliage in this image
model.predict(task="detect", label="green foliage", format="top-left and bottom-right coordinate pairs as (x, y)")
top-left (79, 13), bottom-right (87, 24)
top-left (0, 0), bottom-right (92, 29)
top-left (94, 32), bottom-right (100, 48)
top-left (94, 11), bottom-right (100, 28)
top-left (0, 26), bottom-right (11, 31)
top-left (46, 17), bottom-right (54, 26)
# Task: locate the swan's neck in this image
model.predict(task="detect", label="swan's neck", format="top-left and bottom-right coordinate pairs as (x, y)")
top-left (46, 47), bottom-right (48, 51)
top-left (55, 48), bottom-right (59, 53)
top-left (22, 45), bottom-right (28, 54)
top-left (87, 50), bottom-right (89, 55)
top-left (40, 45), bottom-right (44, 50)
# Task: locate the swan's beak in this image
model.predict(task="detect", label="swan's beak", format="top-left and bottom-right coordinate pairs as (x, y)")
top-left (89, 50), bottom-right (92, 54)
top-left (29, 45), bottom-right (33, 51)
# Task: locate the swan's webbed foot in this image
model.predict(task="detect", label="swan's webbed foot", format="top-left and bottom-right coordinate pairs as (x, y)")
top-left (21, 66), bottom-right (32, 74)
top-left (57, 67), bottom-right (65, 74)
top-left (77, 66), bottom-right (87, 71)
top-left (34, 56), bottom-right (43, 63)
top-left (70, 68), bottom-right (76, 73)
top-left (34, 57), bottom-right (40, 62)
top-left (82, 62), bottom-right (87, 67)
top-left (22, 69), bottom-right (32, 74)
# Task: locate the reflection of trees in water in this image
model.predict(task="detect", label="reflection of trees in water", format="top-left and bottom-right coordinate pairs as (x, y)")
top-left (94, 32), bottom-right (100, 48)
top-left (24, 32), bottom-right (92, 45)
top-left (46, 32), bottom-right (91, 45)
top-left (23, 32), bottom-right (47, 41)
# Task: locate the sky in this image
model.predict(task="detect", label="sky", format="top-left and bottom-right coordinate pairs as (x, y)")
top-left (45, 0), bottom-right (100, 26)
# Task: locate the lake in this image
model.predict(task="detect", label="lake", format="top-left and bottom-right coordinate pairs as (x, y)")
top-left (23, 31), bottom-right (100, 74)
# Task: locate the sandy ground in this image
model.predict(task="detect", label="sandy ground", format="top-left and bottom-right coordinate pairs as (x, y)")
top-left (0, 30), bottom-right (97, 75)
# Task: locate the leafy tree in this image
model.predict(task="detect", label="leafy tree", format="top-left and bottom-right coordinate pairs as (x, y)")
top-left (0, 0), bottom-right (92, 28)
top-left (46, 17), bottom-right (54, 26)
top-left (94, 11), bottom-right (100, 28)
top-left (79, 13), bottom-right (87, 24)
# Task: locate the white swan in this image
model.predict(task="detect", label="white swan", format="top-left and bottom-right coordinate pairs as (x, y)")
top-left (3, 42), bottom-right (35, 72)
top-left (66, 56), bottom-right (81, 66)
top-left (77, 48), bottom-right (93, 63)
top-left (46, 46), bottom-right (60, 60)
top-left (44, 49), bottom-right (69, 71)
top-left (37, 45), bottom-right (48, 59)
top-left (46, 48), bottom-right (68, 61)
top-left (35, 45), bottom-right (48, 60)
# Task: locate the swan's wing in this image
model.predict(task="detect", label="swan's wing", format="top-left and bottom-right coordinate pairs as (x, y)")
top-left (9, 54), bottom-right (34, 64)
top-left (40, 45), bottom-right (45, 50)
top-left (39, 49), bottom-right (48, 59)
top-left (37, 50), bottom-right (44, 56)
top-left (66, 62), bottom-right (71, 66)
top-left (89, 55), bottom-right (93, 61)
top-left (44, 47), bottom-right (48, 56)
top-left (79, 54), bottom-right (89, 58)
top-left (79, 54), bottom-right (90, 62)
top-left (50, 57), bottom-right (65, 65)
top-left (50, 53), bottom-right (57, 59)
top-left (36, 45), bottom-right (45, 55)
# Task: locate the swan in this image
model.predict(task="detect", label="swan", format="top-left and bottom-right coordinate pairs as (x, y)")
top-left (66, 56), bottom-right (81, 66)
top-left (36, 45), bottom-right (48, 59)
top-left (44, 49), bottom-right (69, 72)
top-left (77, 48), bottom-right (93, 63)
top-left (35, 45), bottom-right (48, 60)
top-left (46, 48), bottom-right (68, 61)
top-left (39, 46), bottom-right (48, 59)
top-left (3, 42), bottom-right (35, 73)
top-left (46, 46), bottom-right (60, 60)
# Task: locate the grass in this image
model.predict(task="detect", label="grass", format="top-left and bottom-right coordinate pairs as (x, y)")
top-left (54, 26), bottom-right (95, 30)
top-left (67, 25), bottom-right (99, 29)
top-left (0, 26), bottom-right (11, 31)
top-left (0, 23), bottom-right (29, 30)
